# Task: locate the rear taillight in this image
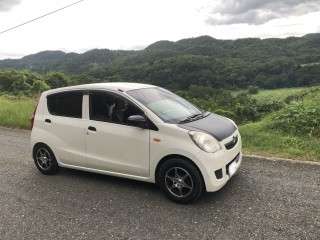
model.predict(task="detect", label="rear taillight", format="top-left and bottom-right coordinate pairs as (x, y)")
top-left (30, 99), bottom-right (39, 130)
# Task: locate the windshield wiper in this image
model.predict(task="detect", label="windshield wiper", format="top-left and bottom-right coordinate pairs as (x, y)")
top-left (179, 111), bottom-right (208, 124)
top-left (201, 110), bottom-right (210, 117)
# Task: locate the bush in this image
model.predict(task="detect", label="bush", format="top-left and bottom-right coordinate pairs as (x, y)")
top-left (248, 85), bottom-right (259, 94)
top-left (268, 89), bottom-right (320, 137)
top-left (271, 104), bottom-right (319, 137)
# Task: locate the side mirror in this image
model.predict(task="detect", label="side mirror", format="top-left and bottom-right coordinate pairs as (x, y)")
top-left (127, 115), bottom-right (147, 129)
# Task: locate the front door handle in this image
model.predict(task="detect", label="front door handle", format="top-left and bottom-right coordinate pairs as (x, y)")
top-left (88, 126), bottom-right (96, 132)
top-left (45, 119), bottom-right (51, 123)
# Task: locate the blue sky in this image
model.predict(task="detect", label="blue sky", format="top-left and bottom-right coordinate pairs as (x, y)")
top-left (0, 0), bottom-right (319, 59)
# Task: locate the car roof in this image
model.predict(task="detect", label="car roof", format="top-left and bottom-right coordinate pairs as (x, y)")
top-left (44, 82), bottom-right (157, 94)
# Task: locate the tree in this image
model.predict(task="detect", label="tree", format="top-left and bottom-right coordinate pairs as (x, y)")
top-left (44, 72), bottom-right (71, 89)
top-left (32, 80), bottom-right (50, 93)
top-left (12, 78), bottom-right (31, 95)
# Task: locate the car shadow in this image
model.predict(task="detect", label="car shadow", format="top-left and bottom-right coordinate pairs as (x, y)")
top-left (46, 167), bottom-right (248, 207)
top-left (58, 167), bottom-right (161, 191)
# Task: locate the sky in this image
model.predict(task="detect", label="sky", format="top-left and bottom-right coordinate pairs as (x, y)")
top-left (0, 0), bottom-right (320, 60)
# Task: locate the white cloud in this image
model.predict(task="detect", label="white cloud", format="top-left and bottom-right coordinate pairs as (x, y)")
top-left (0, 0), bottom-right (319, 59)
top-left (206, 0), bottom-right (320, 25)
top-left (0, 0), bottom-right (22, 12)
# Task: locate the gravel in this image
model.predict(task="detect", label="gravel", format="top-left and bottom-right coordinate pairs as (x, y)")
top-left (0, 128), bottom-right (319, 239)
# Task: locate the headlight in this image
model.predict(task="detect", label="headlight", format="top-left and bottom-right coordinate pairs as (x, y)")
top-left (189, 131), bottom-right (221, 153)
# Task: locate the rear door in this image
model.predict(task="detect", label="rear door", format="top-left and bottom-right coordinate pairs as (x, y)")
top-left (45, 91), bottom-right (87, 167)
top-left (84, 91), bottom-right (150, 177)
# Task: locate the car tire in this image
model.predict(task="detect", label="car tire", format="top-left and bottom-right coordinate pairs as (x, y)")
top-left (158, 158), bottom-right (204, 204)
top-left (33, 144), bottom-right (60, 175)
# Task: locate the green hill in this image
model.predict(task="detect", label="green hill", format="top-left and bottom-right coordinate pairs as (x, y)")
top-left (1, 34), bottom-right (320, 90)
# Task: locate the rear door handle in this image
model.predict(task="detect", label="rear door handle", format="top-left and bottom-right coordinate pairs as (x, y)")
top-left (88, 126), bottom-right (96, 132)
top-left (45, 119), bottom-right (51, 123)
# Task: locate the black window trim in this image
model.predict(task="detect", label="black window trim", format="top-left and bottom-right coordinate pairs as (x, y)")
top-left (47, 90), bottom-right (84, 119)
top-left (88, 90), bottom-right (158, 131)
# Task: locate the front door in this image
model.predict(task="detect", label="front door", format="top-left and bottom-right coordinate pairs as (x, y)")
top-left (84, 91), bottom-right (150, 177)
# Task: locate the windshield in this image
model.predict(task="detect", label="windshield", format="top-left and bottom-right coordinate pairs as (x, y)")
top-left (127, 87), bottom-right (203, 123)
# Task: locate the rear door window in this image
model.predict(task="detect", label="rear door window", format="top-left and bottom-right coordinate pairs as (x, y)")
top-left (47, 91), bottom-right (83, 118)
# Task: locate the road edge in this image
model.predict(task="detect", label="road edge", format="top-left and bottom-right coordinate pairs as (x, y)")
top-left (243, 154), bottom-right (320, 165)
top-left (0, 126), bottom-right (30, 132)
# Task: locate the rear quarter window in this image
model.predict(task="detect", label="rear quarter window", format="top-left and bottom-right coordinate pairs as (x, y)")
top-left (47, 91), bottom-right (83, 118)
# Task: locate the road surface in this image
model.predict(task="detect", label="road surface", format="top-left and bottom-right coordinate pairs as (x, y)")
top-left (0, 128), bottom-right (319, 239)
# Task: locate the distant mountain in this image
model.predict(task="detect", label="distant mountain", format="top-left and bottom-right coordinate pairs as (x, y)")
top-left (0, 49), bottom-right (135, 74)
top-left (303, 33), bottom-right (320, 40)
top-left (1, 34), bottom-right (320, 75)
top-left (0, 34), bottom-right (320, 90)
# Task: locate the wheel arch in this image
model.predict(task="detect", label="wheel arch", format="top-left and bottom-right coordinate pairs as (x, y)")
top-left (154, 154), bottom-right (205, 187)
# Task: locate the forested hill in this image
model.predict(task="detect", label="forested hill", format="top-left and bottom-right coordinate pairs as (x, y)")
top-left (1, 34), bottom-right (320, 90)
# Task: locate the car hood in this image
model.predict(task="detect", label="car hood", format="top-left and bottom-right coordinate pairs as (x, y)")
top-left (178, 113), bottom-right (236, 141)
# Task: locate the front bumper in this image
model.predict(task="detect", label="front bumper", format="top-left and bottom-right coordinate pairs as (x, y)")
top-left (193, 130), bottom-right (242, 192)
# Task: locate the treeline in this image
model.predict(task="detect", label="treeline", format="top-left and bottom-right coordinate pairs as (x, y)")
top-left (1, 35), bottom-right (320, 90)
top-left (87, 56), bottom-right (320, 90)
top-left (0, 68), bottom-right (282, 125)
top-left (1, 68), bottom-right (319, 130)
top-left (177, 85), bottom-right (284, 125)
top-left (0, 69), bottom-right (100, 95)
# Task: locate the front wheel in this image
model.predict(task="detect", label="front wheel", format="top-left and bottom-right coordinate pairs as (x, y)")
top-left (158, 158), bottom-right (204, 204)
top-left (33, 144), bottom-right (59, 175)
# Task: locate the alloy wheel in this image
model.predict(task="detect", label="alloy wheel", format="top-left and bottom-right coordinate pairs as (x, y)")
top-left (36, 148), bottom-right (52, 170)
top-left (165, 167), bottom-right (193, 198)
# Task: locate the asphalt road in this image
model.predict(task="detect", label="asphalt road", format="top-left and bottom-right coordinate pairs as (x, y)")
top-left (0, 128), bottom-right (319, 240)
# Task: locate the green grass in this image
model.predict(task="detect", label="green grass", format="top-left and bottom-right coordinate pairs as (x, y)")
top-left (239, 87), bottom-right (320, 161)
top-left (0, 96), bottom-right (37, 129)
top-left (239, 121), bottom-right (320, 161)
top-left (231, 87), bottom-right (308, 105)
top-left (250, 87), bottom-right (307, 104)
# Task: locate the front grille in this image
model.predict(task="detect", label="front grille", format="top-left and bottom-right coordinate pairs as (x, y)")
top-left (225, 135), bottom-right (238, 150)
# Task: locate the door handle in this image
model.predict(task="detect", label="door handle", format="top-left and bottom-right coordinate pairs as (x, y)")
top-left (45, 119), bottom-right (51, 123)
top-left (88, 126), bottom-right (96, 132)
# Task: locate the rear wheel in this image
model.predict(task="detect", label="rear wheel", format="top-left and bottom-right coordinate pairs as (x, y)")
top-left (158, 158), bottom-right (204, 204)
top-left (33, 144), bottom-right (59, 175)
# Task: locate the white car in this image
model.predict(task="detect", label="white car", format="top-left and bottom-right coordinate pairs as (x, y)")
top-left (31, 83), bottom-right (242, 203)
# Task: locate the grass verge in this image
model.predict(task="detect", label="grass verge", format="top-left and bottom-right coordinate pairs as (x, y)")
top-left (239, 121), bottom-right (320, 162)
top-left (0, 96), bottom-right (37, 129)
top-left (250, 87), bottom-right (307, 104)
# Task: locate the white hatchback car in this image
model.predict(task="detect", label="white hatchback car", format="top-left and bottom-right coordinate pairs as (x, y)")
top-left (31, 83), bottom-right (242, 203)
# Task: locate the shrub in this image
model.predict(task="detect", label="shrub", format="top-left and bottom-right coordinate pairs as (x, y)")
top-left (268, 88), bottom-right (320, 137)
top-left (248, 85), bottom-right (259, 94)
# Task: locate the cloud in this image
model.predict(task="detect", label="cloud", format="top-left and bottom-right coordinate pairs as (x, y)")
top-left (0, 0), bottom-right (22, 12)
top-left (206, 0), bottom-right (320, 25)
